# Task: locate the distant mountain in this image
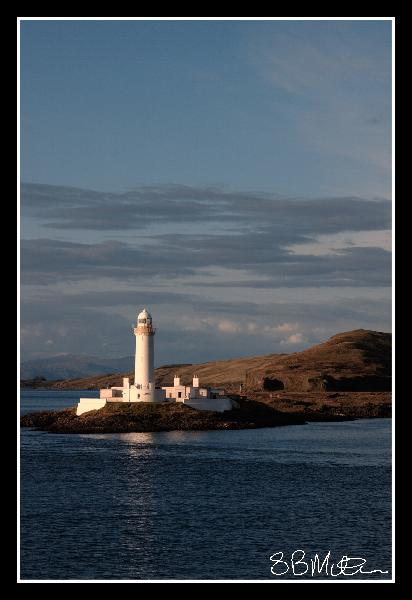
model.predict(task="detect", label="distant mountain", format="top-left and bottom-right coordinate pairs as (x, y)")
top-left (36, 329), bottom-right (391, 393)
top-left (20, 354), bottom-right (134, 380)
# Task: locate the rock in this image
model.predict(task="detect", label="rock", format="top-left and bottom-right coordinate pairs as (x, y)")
top-left (20, 398), bottom-right (307, 434)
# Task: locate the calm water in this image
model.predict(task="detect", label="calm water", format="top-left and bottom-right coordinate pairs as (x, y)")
top-left (20, 390), bottom-right (392, 581)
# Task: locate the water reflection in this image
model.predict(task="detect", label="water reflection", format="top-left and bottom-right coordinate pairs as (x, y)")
top-left (117, 432), bottom-right (158, 445)
top-left (116, 430), bottom-right (206, 445)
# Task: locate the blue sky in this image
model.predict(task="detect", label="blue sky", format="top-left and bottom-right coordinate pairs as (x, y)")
top-left (20, 19), bottom-right (392, 364)
top-left (21, 19), bottom-right (391, 197)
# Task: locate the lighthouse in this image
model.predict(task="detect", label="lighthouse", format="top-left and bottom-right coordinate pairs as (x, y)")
top-left (134, 308), bottom-right (155, 399)
top-left (76, 306), bottom-right (234, 414)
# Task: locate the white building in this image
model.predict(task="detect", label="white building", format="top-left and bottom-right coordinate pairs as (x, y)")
top-left (76, 308), bottom-right (233, 415)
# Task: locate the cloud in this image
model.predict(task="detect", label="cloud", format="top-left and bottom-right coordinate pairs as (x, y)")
top-left (265, 322), bottom-right (299, 334)
top-left (21, 183), bottom-right (251, 230)
top-left (248, 24), bottom-right (391, 194)
top-left (286, 229), bottom-right (391, 256)
top-left (280, 333), bottom-right (307, 346)
top-left (216, 319), bottom-right (242, 334)
top-left (20, 182), bottom-right (392, 361)
top-left (20, 238), bottom-right (198, 284)
top-left (20, 180), bottom-right (392, 290)
top-left (20, 286), bottom-right (391, 362)
top-left (21, 184), bottom-right (391, 288)
top-left (182, 317), bottom-right (302, 339)
top-left (21, 183), bottom-right (391, 234)
top-left (20, 302), bottom-right (135, 360)
top-left (20, 236), bottom-right (391, 289)
top-left (256, 28), bottom-right (390, 98)
top-left (180, 316), bottom-right (242, 334)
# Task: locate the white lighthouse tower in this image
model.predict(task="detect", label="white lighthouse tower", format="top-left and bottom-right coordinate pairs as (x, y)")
top-left (133, 308), bottom-right (157, 401)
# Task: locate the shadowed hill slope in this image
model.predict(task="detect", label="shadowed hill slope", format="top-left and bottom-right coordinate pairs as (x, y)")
top-left (42, 329), bottom-right (391, 393)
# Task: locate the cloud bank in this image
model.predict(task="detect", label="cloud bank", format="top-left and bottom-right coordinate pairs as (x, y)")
top-left (20, 183), bottom-right (391, 362)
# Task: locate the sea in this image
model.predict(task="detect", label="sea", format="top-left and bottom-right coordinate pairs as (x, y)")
top-left (20, 390), bottom-right (392, 581)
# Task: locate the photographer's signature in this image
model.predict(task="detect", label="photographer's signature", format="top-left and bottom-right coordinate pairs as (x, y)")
top-left (270, 550), bottom-right (389, 577)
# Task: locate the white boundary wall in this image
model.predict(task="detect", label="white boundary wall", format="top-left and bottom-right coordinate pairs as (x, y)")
top-left (76, 398), bottom-right (107, 416)
top-left (183, 397), bottom-right (233, 412)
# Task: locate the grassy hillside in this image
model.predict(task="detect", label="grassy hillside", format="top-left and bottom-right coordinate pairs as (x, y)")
top-left (40, 329), bottom-right (391, 393)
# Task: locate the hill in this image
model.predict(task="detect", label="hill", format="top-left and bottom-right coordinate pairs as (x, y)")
top-left (40, 329), bottom-right (391, 393)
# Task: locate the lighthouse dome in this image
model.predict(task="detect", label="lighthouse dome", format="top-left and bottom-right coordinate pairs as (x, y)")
top-left (137, 308), bottom-right (152, 325)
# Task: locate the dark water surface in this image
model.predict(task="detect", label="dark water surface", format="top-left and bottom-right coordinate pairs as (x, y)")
top-left (20, 390), bottom-right (392, 580)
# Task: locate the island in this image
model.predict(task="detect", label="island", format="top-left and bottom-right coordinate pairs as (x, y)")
top-left (21, 328), bottom-right (391, 433)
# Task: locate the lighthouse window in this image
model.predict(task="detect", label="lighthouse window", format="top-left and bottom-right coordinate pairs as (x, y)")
top-left (138, 318), bottom-right (147, 324)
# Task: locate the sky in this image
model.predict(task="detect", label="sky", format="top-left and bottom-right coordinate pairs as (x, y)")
top-left (20, 18), bottom-right (392, 365)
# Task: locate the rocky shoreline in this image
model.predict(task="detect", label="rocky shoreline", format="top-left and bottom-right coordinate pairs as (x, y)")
top-left (20, 392), bottom-right (389, 434)
top-left (244, 390), bottom-right (391, 419)
top-left (21, 398), bottom-right (315, 434)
